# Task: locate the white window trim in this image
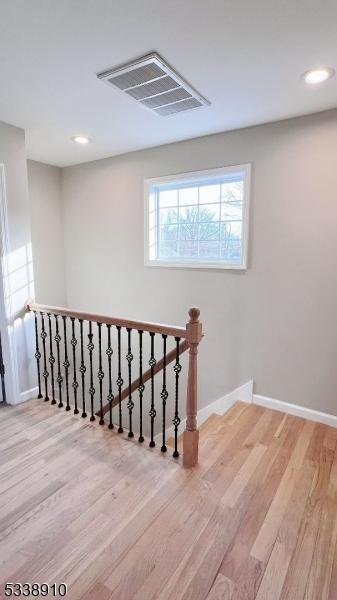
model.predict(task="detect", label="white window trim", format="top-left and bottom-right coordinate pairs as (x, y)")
top-left (144, 164), bottom-right (251, 270)
top-left (0, 164), bottom-right (20, 403)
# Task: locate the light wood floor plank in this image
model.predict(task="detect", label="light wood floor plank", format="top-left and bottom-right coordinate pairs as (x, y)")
top-left (279, 439), bottom-right (335, 599)
top-left (219, 415), bottom-right (301, 586)
top-left (206, 574), bottom-right (234, 600)
top-left (221, 443), bottom-right (267, 508)
top-left (255, 460), bottom-right (316, 600)
top-left (0, 400), bottom-right (336, 600)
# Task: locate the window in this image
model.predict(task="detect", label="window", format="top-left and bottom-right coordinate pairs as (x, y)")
top-left (144, 164), bottom-right (251, 269)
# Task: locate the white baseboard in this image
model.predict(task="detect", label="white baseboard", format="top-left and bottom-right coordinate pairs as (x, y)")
top-left (252, 394), bottom-right (337, 429)
top-left (201, 379), bottom-right (253, 421)
top-left (159, 377), bottom-right (337, 442)
top-left (12, 382), bottom-right (337, 433)
top-left (158, 380), bottom-right (253, 442)
top-left (8, 386), bottom-right (39, 405)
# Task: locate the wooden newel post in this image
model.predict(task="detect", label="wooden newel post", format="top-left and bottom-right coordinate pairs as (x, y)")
top-left (183, 307), bottom-right (202, 467)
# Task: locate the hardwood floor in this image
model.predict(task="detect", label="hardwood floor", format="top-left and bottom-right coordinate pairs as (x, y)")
top-left (0, 398), bottom-right (336, 599)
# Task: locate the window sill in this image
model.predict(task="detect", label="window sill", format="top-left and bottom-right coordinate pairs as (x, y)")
top-left (145, 258), bottom-right (247, 271)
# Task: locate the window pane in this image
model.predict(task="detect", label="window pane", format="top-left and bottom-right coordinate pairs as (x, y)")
top-left (179, 205), bottom-right (199, 222)
top-left (199, 241), bottom-right (220, 258)
top-left (147, 165), bottom-right (249, 268)
top-left (221, 221), bottom-right (242, 240)
top-left (199, 204), bottom-right (220, 222)
top-left (159, 189), bottom-right (178, 207)
top-left (199, 184), bottom-right (220, 204)
top-left (221, 181), bottom-right (243, 202)
top-left (179, 241), bottom-right (198, 257)
top-left (179, 187), bottom-right (198, 206)
top-left (179, 223), bottom-right (199, 241)
top-left (221, 239), bottom-right (242, 262)
top-left (159, 207), bottom-right (178, 224)
top-left (160, 224), bottom-right (178, 241)
top-left (221, 202), bottom-right (243, 221)
top-left (159, 241), bottom-right (178, 257)
top-left (199, 222), bottom-right (220, 241)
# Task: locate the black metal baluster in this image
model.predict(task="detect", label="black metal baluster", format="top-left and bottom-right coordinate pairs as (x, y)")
top-left (48, 314), bottom-right (56, 405)
top-left (97, 322), bottom-right (105, 425)
top-left (54, 315), bottom-right (63, 408)
top-left (116, 326), bottom-right (123, 433)
top-left (149, 332), bottom-right (156, 448)
top-left (106, 324), bottom-right (114, 430)
top-left (138, 330), bottom-right (144, 443)
top-left (34, 311), bottom-right (43, 399)
top-left (173, 337), bottom-right (182, 458)
top-left (71, 318), bottom-right (79, 414)
top-left (88, 321), bottom-right (95, 421)
top-left (126, 328), bottom-right (134, 438)
top-left (161, 335), bottom-right (168, 453)
top-left (62, 316), bottom-right (71, 411)
top-left (79, 319), bottom-right (87, 418)
top-left (40, 313), bottom-right (49, 401)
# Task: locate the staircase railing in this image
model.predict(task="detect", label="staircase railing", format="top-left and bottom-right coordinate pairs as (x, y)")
top-left (26, 302), bottom-right (203, 467)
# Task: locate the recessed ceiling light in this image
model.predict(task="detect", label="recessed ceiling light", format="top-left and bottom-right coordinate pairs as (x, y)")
top-left (302, 66), bottom-right (335, 85)
top-left (71, 135), bottom-right (91, 144)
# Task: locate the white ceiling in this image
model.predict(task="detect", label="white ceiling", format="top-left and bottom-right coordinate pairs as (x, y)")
top-left (1, 0), bottom-right (336, 167)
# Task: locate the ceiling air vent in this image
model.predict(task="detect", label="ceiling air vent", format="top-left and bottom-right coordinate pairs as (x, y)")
top-left (97, 53), bottom-right (210, 116)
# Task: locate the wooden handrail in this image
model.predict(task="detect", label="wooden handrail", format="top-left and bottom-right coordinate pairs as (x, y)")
top-left (96, 339), bottom-right (189, 417)
top-left (26, 302), bottom-right (187, 339)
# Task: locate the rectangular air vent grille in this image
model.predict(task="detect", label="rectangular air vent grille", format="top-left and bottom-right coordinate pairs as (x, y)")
top-left (98, 52), bottom-right (210, 117)
top-left (108, 63), bottom-right (166, 90)
top-left (141, 87), bottom-right (192, 109)
top-left (155, 98), bottom-right (203, 116)
top-left (126, 76), bottom-right (180, 100)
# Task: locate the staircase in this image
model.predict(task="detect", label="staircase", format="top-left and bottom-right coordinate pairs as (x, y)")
top-left (26, 301), bottom-right (203, 467)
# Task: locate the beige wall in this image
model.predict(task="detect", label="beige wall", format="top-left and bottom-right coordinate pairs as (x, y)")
top-left (60, 109), bottom-right (337, 415)
top-left (27, 160), bottom-right (66, 306)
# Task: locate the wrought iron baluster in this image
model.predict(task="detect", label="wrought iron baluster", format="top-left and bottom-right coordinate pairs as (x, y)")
top-left (126, 328), bottom-right (134, 438)
top-left (161, 334), bottom-right (168, 453)
top-left (34, 311), bottom-right (43, 399)
top-left (79, 319), bottom-right (87, 418)
top-left (40, 313), bottom-right (49, 401)
top-left (88, 321), bottom-right (95, 421)
top-left (48, 314), bottom-right (56, 405)
top-left (106, 324), bottom-right (114, 430)
top-left (149, 332), bottom-right (156, 448)
top-left (116, 325), bottom-right (123, 433)
top-left (62, 316), bottom-right (71, 411)
top-left (71, 318), bottom-right (79, 414)
top-left (138, 330), bottom-right (144, 443)
top-left (173, 336), bottom-right (182, 458)
top-left (97, 322), bottom-right (105, 425)
top-left (54, 315), bottom-right (63, 408)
